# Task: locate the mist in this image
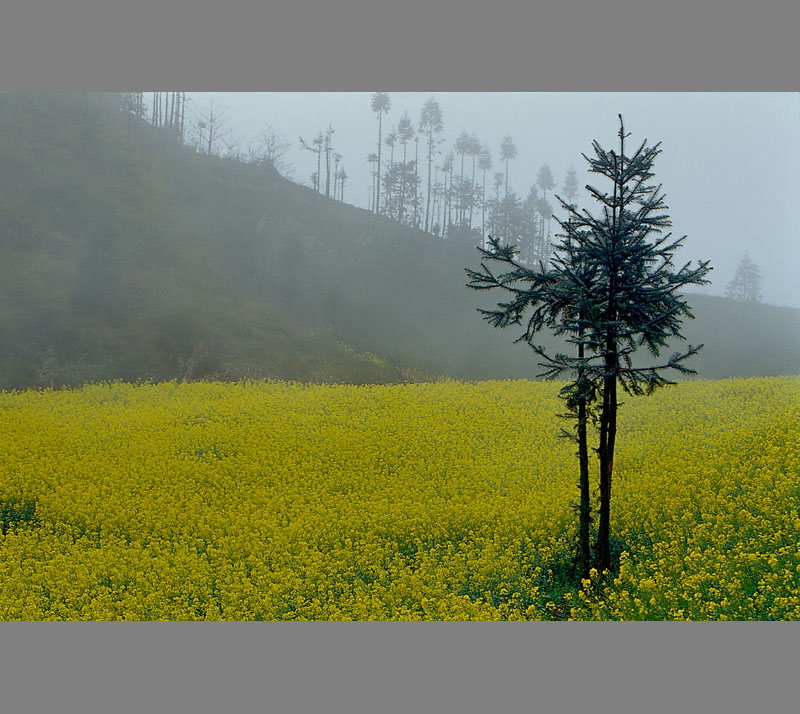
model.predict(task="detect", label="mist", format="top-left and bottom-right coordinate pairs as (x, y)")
top-left (188, 91), bottom-right (800, 309)
top-left (0, 92), bottom-right (797, 390)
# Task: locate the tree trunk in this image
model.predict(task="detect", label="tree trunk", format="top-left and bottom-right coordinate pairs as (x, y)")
top-left (316, 140), bottom-right (322, 194)
top-left (577, 344), bottom-right (591, 581)
top-left (399, 142), bottom-right (407, 224)
top-left (413, 138), bottom-right (419, 228)
top-left (425, 132), bottom-right (433, 233)
top-left (481, 168), bottom-right (487, 245)
top-left (595, 364), bottom-right (614, 574)
top-left (376, 114), bottom-right (382, 213)
top-left (324, 128), bottom-right (332, 199)
top-left (469, 155), bottom-right (476, 230)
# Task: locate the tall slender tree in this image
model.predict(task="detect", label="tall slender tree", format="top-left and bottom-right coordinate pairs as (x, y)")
top-left (336, 166), bottom-right (347, 202)
top-left (500, 135), bottom-right (517, 199)
top-left (562, 166), bottom-right (580, 207)
top-left (479, 143), bottom-right (493, 243)
top-left (299, 132), bottom-right (325, 192)
top-left (500, 135), bottom-right (518, 238)
top-left (489, 171), bottom-right (504, 237)
top-left (466, 135), bottom-right (482, 230)
top-left (371, 92), bottom-right (391, 212)
top-left (442, 152), bottom-right (455, 238)
top-left (467, 115), bottom-right (712, 581)
top-left (413, 136), bottom-right (420, 227)
top-left (332, 152), bottom-right (342, 199)
top-left (536, 164), bottom-right (556, 243)
top-left (383, 128), bottom-right (398, 218)
top-left (367, 153), bottom-right (379, 211)
top-left (419, 96), bottom-right (444, 234)
top-left (324, 124), bottom-right (335, 199)
top-left (397, 112), bottom-right (415, 224)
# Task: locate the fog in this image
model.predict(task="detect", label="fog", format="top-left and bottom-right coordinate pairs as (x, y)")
top-left (187, 92), bottom-right (800, 308)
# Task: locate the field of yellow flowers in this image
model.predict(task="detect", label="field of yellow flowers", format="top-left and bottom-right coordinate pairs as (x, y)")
top-left (0, 376), bottom-right (798, 620)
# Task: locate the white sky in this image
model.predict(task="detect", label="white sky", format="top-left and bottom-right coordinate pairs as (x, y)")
top-left (186, 92), bottom-right (800, 308)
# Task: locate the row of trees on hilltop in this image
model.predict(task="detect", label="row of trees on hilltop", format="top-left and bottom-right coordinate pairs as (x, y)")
top-left (118, 92), bottom-right (602, 269)
top-left (367, 92), bottom-right (575, 264)
top-left (120, 93), bottom-right (766, 304)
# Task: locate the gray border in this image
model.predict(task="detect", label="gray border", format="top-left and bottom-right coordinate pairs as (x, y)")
top-left (1, 1), bottom-right (799, 714)
top-left (1, 2), bottom-right (799, 89)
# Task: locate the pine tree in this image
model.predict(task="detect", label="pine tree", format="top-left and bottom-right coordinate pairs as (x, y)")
top-left (371, 93), bottom-right (391, 213)
top-left (419, 96), bottom-right (444, 234)
top-left (536, 164), bottom-right (556, 245)
top-left (367, 153), bottom-right (379, 211)
top-left (300, 132), bottom-right (325, 193)
top-left (383, 128), bottom-right (398, 218)
top-left (441, 152), bottom-right (455, 239)
top-left (397, 112), bottom-right (415, 224)
top-left (500, 135), bottom-right (517, 199)
top-left (467, 115), bottom-right (712, 581)
top-left (562, 166), bottom-right (580, 207)
top-left (478, 144), bottom-right (493, 243)
top-left (725, 253), bottom-right (762, 302)
top-left (249, 125), bottom-right (292, 176)
top-left (324, 124), bottom-right (335, 199)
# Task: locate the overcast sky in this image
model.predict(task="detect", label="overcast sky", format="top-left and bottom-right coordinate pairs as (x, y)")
top-left (186, 92), bottom-right (800, 308)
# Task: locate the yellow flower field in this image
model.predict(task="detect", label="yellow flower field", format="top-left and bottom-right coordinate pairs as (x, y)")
top-left (0, 377), bottom-right (798, 620)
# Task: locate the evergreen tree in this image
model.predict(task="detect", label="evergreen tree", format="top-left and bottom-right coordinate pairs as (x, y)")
top-left (383, 128), bottom-right (398, 218)
top-left (562, 166), bottom-right (580, 207)
top-left (520, 184), bottom-right (544, 264)
top-left (299, 132), bottom-right (325, 193)
top-left (419, 96), bottom-right (444, 234)
top-left (467, 115), bottom-right (712, 581)
top-left (500, 135), bottom-right (517, 199)
top-left (536, 164), bottom-right (556, 244)
top-left (367, 152), bottom-right (379, 210)
top-left (725, 253), bottom-right (762, 302)
top-left (465, 135), bottom-right (482, 230)
top-left (332, 152), bottom-right (342, 199)
top-left (499, 135), bottom-right (518, 237)
top-left (397, 112), bottom-right (415, 224)
top-left (336, 166), bottom-right (347, 202)
top-left (324, 124), bottom-right (335, 199)
top-left (455, 130), bottom-right (473, 228)
top-left (478, 143), bottom-right (493, 243)
top-left (371, 93), bottom-right (391, 212)
top-left (441, 152), bottom-right (455, 239)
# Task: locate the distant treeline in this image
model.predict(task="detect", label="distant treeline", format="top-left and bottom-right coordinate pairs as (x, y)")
top-left (0, 93), bottom-right (797, 390)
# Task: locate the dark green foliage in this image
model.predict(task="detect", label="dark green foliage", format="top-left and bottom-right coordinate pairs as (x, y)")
top-left (468, 116), bottom-right (713, 580)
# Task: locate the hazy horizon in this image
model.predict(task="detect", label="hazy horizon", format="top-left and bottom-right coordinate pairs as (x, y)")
top-left (185, 92), bottom-right (800, 309)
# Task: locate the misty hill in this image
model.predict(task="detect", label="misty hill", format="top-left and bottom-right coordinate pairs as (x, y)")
top-left (0, 93), bottom-right (797, 390)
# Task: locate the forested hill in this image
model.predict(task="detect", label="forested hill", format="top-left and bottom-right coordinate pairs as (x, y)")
top-left (0, 93), bottom-right (797, 390)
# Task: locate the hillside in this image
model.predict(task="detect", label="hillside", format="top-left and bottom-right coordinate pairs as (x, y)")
top-left (0, 93), bottom-right (797, 389)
